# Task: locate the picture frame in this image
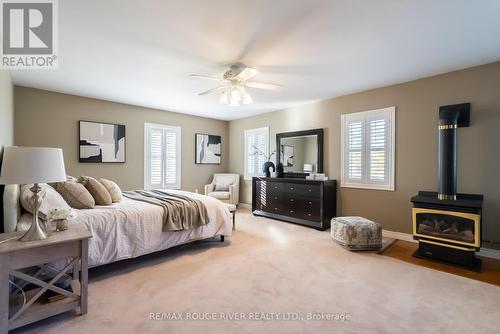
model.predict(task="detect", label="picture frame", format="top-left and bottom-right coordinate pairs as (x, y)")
top-left (79, 120), bottom-right (126, 163)
top-left (195, 133), bottom-right (221, 164)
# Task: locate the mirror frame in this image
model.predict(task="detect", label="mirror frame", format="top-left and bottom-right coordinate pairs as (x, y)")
top-left (276, 128), bottom-right (324, 177)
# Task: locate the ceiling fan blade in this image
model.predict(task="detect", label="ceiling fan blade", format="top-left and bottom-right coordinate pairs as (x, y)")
top-left (189, 74), bottom-right (221, 81)
top-left (236, 67), bottom-right (259, 81)
top-left (198, 86), bottom-right (227, 96)
top-left (246, 81), bottom-right (282, 90)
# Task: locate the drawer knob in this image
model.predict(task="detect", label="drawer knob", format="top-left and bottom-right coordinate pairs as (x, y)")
top-left (308, 201), bottom-right (312, 205)
top-left (274, 207), bottom-right (278, 210)
top-left (274, 186), bottom-right (278, 189)
top-left (308, 189), bottom-right (312, 192)
top-left (274, 196), bottom-right (278, 199)
top-left (290, 187), bottom-right (294, 190)
top-left (307, 213), bottom-right (312, 217)
top-left (290, 210), bottom-right (294, 213)
top-left (290, 199), bottom-right (294, 202)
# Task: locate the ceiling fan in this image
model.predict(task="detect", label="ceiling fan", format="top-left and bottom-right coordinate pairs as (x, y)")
top-left (189, 63), bottom-right (282, 106)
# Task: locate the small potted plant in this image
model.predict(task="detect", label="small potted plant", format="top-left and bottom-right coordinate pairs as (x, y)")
top-left (46, 207), bottom-right (77, 232)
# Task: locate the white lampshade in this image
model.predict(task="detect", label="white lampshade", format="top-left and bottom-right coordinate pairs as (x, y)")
top-left (0, 146), bottom-right (66, 185)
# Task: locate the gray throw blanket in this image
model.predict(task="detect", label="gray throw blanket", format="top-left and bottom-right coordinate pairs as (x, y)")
top-left (123, 190), bottom-right (209, 232)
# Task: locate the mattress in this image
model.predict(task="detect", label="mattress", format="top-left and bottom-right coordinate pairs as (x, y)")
top-left (17, 190), bottom-right (233, 267)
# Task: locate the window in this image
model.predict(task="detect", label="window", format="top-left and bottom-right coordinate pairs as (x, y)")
top-left (244, 127), bottom-right (269, 180)
top-left (341, 107), bottom-right (395, 191)
top-left (144, 123), bottom-right (181, 189)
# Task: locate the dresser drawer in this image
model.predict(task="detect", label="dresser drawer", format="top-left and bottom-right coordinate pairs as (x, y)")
top-left (285, 183), bottom-right (321, 198)
top-left (263, 203), bottom-right (283, 214)
top-left (282, 199), bottom-right (320, 219)
top-left (266, 182), bottom-right (284, 194)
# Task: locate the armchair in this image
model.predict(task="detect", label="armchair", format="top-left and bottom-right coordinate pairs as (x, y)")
top-left (204, 174), bottom-right (240, 205)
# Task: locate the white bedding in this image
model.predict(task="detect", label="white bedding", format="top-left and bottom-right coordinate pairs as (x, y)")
top-left (17, 190), bottom-right (232, 267)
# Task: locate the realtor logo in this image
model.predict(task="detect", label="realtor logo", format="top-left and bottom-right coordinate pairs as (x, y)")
top-left (1, 0), bottom-right (58, 68)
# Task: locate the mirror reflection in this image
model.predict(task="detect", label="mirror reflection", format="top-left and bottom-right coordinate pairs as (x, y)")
top-left (279, 135), bottom-right (318, 173)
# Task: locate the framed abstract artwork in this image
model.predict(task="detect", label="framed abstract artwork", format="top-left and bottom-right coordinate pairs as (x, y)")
top-left (195, 133), bottom-right (221, 164)
top-left (79, 121), bottom-right (126, 163)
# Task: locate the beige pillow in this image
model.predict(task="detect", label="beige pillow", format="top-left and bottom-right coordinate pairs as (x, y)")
top-left (52, 182), bottom-right (95, 209)
top-left (215, 183), bottom-right (230, 191)
top-left (20, 183), bottom-right (71, 220)
top-left (100, 178), bottom-right (122, 203)
top-left (79, 176), bottom-right (112, 205)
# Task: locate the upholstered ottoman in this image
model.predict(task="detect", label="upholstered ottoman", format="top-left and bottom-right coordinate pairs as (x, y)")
top-left (331, 216), bottom-right (382, 250)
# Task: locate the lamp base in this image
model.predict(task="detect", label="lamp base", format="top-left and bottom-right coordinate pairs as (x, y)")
top-left (18, 183), bottom-right (48, 242)
top-left (19, 220), bottom-right (48, 241)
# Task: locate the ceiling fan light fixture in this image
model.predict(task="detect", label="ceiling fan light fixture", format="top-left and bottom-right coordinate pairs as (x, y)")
top-left (229, 98), bottom-right (240, 107)
top-left (242, 92), bottom-right (253, 105)
top-left (219, 90), bottom-right (229, 104)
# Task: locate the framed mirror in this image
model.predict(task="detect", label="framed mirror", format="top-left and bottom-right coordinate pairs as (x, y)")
top-left (276, 128), bottom-right (323, 177)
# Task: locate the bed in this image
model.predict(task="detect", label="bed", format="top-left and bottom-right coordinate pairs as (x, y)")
top-left (3, 187), bottom-right (233, 268)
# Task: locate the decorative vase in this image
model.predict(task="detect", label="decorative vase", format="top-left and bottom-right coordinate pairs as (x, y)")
top-left (262, 161), bottom-right (276, 178)
top-left (55, 219), bottom-right (69, 232)
top-left (276, 162), bottom-right (284, 178)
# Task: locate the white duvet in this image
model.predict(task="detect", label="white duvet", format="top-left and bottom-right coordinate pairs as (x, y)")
top-left (18, 190), bottom-right (233, 267)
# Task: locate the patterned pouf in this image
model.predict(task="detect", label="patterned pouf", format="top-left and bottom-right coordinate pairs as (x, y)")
top-left (331, 216), bottom-right (382, 250)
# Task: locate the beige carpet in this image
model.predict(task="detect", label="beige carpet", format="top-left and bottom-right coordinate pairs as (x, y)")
top-left (14, 208), bottom-right (500, 334)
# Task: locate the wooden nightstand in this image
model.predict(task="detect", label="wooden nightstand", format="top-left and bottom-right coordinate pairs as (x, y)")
top-left (0, 224), bottom-right (92, 333)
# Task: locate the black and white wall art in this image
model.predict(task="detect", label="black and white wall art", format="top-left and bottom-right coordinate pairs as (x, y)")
top-left (79, 121), bottom-right (126, 163)
top-left (281, 145), bottom-right (294, 167)
top-left (195, 133), bottom-right (221, 164)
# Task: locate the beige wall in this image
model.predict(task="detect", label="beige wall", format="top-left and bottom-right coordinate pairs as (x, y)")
top-left (229, 62), bottom-right (500, 242)
top-left (0, 70), bottom-right (14, 158)
top-left (14, 87), bottom-right (229, 193)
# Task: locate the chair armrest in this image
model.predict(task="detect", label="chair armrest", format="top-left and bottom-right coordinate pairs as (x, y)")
top-left (228, 184), bottom-right (239, 205)
top-left (205, 183), bottom-right (215, 195)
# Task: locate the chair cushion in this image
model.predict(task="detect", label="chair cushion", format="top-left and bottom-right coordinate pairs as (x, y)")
top-left (331, 216), bottom-right (382, 250)
top-left (214, 174), bottom-right (237, 189)
top-left (215, 183), bottom-right (230, 191)
top-left (207, 191), bottom-right (230, 200)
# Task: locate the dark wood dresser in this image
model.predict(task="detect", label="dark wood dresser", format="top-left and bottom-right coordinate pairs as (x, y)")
top-left (252, 177), bottom-right (337, 230)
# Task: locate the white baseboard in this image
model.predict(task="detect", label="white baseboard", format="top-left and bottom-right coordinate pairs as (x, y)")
top-left (478, 247), bottom-right (500, 260)
top-left (382, 229), bottom-right (500, 260)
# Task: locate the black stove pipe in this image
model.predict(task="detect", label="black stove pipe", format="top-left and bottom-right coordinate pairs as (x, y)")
top-left (437, 103), bottom-right (470, 201)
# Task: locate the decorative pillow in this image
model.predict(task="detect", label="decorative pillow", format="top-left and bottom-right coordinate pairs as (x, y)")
top-left (52, 182), bottom-right (95, 209)
top-left (215, 183), bottom-right (231, 191)
top-left (99, 178), bottom-right (122, 203)
top-left (79, 176), bottom-right (112, 205)
top-left (20, 183), bottom-right (71, 220)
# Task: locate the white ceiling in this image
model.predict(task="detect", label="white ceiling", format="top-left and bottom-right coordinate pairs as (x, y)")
top-left (10, 0), bottom-right (500, 120)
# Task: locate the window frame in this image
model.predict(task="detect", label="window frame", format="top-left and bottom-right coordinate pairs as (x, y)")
top-left (144, 122), bottom-right (182, 190)
top-left (244, 126), bottom-right (269, 181)
top-left (340, 107), bottom-right (395, 191)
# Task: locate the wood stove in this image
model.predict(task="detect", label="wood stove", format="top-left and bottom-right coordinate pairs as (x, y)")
top-left (411, 103), bottom-right (483, 270)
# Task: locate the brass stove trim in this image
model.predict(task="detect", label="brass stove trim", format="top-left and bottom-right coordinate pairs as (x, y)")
top-left (438, 124), bottom-right (458, 130)
top-left (419, 239), bottom-right (475, 252)
top-left (438, 193), bottom-right (456, 201)
top-left (412, 208), bottom-right (480, 248)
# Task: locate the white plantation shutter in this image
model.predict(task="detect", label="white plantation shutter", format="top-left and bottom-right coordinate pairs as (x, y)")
top-left (144, 123), bottom-right (181, 189)
top-left (341, 107), bottom-right (395, 191)
top-left (244, 127), bottom-right (269, 180)
top-left (348, 121), bottom-right (364, 180)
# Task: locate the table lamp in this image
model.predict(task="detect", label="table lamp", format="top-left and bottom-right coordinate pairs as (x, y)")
top-left (0, 147), bottom-right (66, 241)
